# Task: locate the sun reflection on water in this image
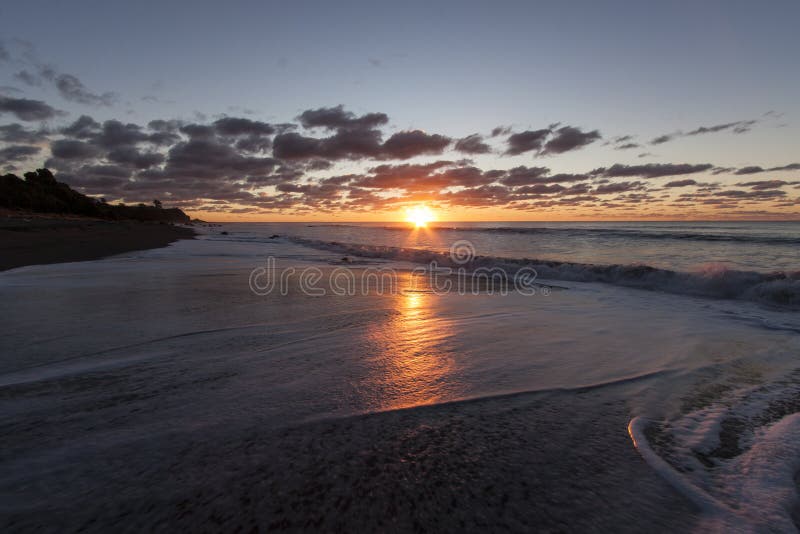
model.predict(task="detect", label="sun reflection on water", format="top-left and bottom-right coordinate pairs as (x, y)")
top-left (363, 278), bottom-right (457, 411)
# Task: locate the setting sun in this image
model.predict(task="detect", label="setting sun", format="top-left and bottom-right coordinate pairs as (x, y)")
top-left (405, 206), bottom-right (436, 228)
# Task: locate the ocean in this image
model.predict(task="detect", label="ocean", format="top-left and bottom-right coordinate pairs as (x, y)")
top-left (1, 220), bottom-right (799, 530)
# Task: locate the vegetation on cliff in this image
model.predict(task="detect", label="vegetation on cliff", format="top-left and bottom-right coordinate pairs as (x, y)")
top-left (0, 168), bottom-right (189, 223)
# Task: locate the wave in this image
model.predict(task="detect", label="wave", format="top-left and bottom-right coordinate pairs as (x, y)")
top-left (287, 237), bottom-right (800, 309)
top-left (629, 366), bottom-right (800, 531)
top-left (305, 224), bottom-right (800, 245)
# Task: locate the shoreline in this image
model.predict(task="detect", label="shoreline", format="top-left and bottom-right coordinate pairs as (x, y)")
top-left (0, 213), bottom-right (196, 271)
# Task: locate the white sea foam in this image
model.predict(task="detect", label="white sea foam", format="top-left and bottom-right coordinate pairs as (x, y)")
top-left (630, 368), bottom-right (800, 532)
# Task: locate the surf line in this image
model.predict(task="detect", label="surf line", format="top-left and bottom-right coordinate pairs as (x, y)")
top-left (627, 416), bottom-right (737, 523)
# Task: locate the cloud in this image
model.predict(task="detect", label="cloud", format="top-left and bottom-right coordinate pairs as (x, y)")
top-left (298, 105), bottom-right (388, 130)
top-left (273, 127), bottom-right (449, 161)
top-left (504, 129), bottom-right (550, 155)
top-left (491, 126), bottom-right (512, 137)
top-left (594, 181), bottom-right (643, 194)
top-left (595, 163), bottom-right (713, 179)
top-left (50, 139), bottom-right (106, 160)
top-left (0, 145), bottom-right (41, 161)
top-left (350, 161), bottom-right (492, 191)
top-left (50, 139), bottom-right (102, 160)
top-left (541, 126), bottom-right (600, 155)
top-left (770, 163), bottom-right (800, 172)
top-left (4, 96), bottom-right (795, 216)
top-left (686, 120), bottom-right (756, 136)
top-left (735, 180), bottom-right (788, 190)
top-left (714, 189), bottom-right (786, 200)
top-left (61, 115), bottom-right (102, 138)
top-left (498, 166), bottom-right (551, 186)
top-left (382, 130), bottom-right (450, 159)
top-left (454, 134), bottom-right (491, 154)
top-left (213, 117), bottom-right (275, 137)
top-left (651, 134), bottom-right (674, 145)
top-left (727, 163), bottom-right (800, 175)
top-left (16, 64), bottom-right (117, 106)
top-left (0, 42), bottom-right (10, 62)
top-left (664, 179), bottom-right (698, 188)
top-left (107, 146), bottom-right (165, 169)
top-left (651, 119), bottom-right (759, 145)
top-left (0, 123), bottom-right (50, 143)
top-left (615, 142), bottom-right (640, 150)
top-left (734, 166), bottom-right (765, 175)
top-left (0, 95), bottom-right (64, 121)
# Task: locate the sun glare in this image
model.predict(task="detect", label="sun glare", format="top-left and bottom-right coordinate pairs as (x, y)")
top-left (405, 206), bottom-right (435, 228)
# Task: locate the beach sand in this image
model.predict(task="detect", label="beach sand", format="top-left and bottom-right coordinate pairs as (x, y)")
top-left (0, 213), bottom-right (195, 271)
top-left (0, 380), bottom-right (697, 532)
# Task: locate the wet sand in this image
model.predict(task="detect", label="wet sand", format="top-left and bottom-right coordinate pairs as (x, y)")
top-left (0, 214), bottom-right (195, 271)
top-left (0, 381), bottom-right (698, 532)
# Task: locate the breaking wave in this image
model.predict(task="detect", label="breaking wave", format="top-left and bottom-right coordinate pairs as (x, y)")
top-left (288, 237), bottom-right (800, 309)
top-left (305, 224), bottom-right (800, 245)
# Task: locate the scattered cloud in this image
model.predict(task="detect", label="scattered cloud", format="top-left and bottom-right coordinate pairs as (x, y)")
top-left (0, 144), bottom-right (41, 161)
top-left (0, 95), bottom-right (64, 121)
top-left (454, 134), bottom-right (491, 154)
top-left (541, 126), bottom-right (600, 155)
top-left (594, 163), bottom-right (714, 179)
top-left (504, 129), bottom-right (550, 155)
top-left (651, 119), bottom-right (761, 145)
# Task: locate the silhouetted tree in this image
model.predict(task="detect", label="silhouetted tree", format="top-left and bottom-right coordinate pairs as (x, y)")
top-left (0, 168), bottom-right (190, 223)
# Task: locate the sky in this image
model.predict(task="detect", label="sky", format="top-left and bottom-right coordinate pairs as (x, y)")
top-left (0, 0), bottom-right (798, 221)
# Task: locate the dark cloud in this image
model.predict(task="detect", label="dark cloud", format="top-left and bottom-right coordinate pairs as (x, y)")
top-left (0, 95), bottom-right (63, 121)
top-left (107, 146), bottom-right (165, 169)
top-left (454, 134), bottom-right (491, 154)
top-left (735, 180), bottom-right (788, 190)
top-left (490, 126), bottom-right (512, 137)
top-left (734, 166), bottom-right (764, 175)
top-left (714, 189), bottom-right (786, 200)
top-left (504, 129), bottom-right (550, 155)
top-left (0, 145), bottom-right (41, 161)
top-left (651, 134), bottom-right (674, 145)
top-left (0, 123), bottom-right (49, 143)
top-left (728, 163), bottom-right (800, 175)
top-left (595, 163), bottom-right (713, 179)
top-left (273, 128), bottom-right (450, 161)
top-left (213, 117), bottom-right (275, 137)
top-left (686, 120), bottom-right (756, 136)
top-left (148, 119), bottom-right (183, 133)
top-left (272, 132), bottom-right (324, 159)
top-left (769, 163), bottom-right (800, 172)
top-left (615, 142), bottom-right (640, 150)
top-left (381, 130), bottom-right (450, 159)
top-left (298, 105), bottom-right (388, 130)
top-left (594, 181), bottom-right (644, 194)
top-left (498, 166), bottom-right (550, 186)
top-left (664, 179), bottom-right (698, 188)
top-left (651, 119), bottom-right (759, 146)
top-left (93, 120), bottom-right (150, 149)
top-left (61, 115), bottom-right (101, 139)
top-left (40, 68), bottom-right (117, 106)
top-left (50, 139), bottom-right (102, 160)
top-left (541, 126), bottom-right (600, 155)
